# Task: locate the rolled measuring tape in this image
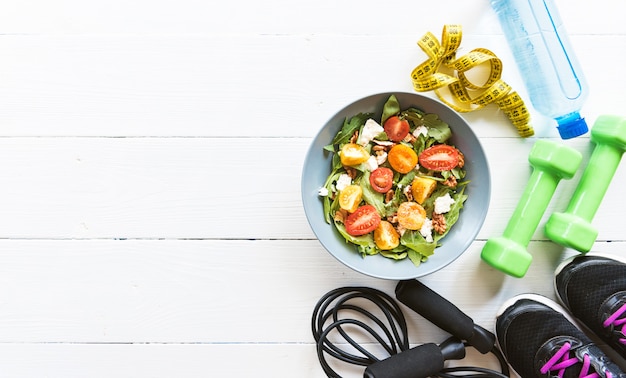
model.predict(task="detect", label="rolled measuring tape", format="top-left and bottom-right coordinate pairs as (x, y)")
top-left (411, 24), bottom-right (534, 137)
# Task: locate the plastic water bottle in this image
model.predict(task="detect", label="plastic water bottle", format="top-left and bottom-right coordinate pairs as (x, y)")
top-left (491, 0), bottom-right (589, 139)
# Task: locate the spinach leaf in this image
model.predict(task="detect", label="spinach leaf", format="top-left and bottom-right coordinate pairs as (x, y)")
top-left (401, 230), bottom-right (436, 258)
top-left (407, 249), bottom-right (425, 267)
top-left (424, 114), bottom-right (452, 143)
top-left (334, 222), bottom-right (375, 248)
top-left (380, 250), bottom-right (408, 260)
top-left (358, 244), bottom-right (379, 256)
top-left (359, 170), bottom-right (386, 216)
top-left (381, 95), bottom-right (401, 125)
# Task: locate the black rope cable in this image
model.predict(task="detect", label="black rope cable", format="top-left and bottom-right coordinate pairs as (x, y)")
top-left (311, 286), bottom-right (510, 378)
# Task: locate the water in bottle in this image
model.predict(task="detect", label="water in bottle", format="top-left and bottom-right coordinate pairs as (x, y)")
top-left (491, 0), bottom-right (589, 139)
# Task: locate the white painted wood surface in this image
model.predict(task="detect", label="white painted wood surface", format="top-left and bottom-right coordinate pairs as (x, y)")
top-left (0, 0), bottom-right (624, 376)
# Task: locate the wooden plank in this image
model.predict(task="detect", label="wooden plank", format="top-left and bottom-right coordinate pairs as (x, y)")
top-left (0, 34), bottom-right (621, 138)
top-left (0, 342), bottom-right (513, 377)
top-left (0, 343), bottom-right (325, 378)
top-left (0, 0), bottom-right (618, 36)
top-left (0, 136), bottom-right (624, 240)
top-left (0, 238), bottom-right (615, 343)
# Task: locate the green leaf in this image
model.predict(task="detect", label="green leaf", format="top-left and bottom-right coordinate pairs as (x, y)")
top-left (332, 113), bottom-right (372, 145)
top-left (407, 249), bottom-right (425, 267)
top-left (402, 108), bottom-right (426, 129)
top-left (381, 95), bottom-right (401, 125)
top-left (380, 250), bottom-right (408, 260)
top-left (334, 222), bottom-right (375, 247)
top-left (359, 170), bottom-right (386, 216)
top-left (401, 230), bottom-right (436, 257)
top-left (383, 170), bottom-right (416, 217)
top-left (424, 114), bottom-right (452, 143)
top-left (434, 187), bottom-right (468, 243)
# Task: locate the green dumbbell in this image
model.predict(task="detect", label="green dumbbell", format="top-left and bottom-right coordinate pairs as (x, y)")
top-left (481, 140), bottom-right (582, 277)
top-left (545, 115), bottom-right (626, 253)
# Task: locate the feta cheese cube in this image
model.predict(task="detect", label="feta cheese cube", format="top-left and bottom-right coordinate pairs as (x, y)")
top-left (413, 126), bottom-right (428, 138)
top-left (420, 218), bottom-right (434, 243)
top-left (358, 119), bottom-right (384, 146)
top-left (434, 193), bottom-right (455, 214)
top-left (335, 173), bottom-right (352, 191)
top-left (365, 155), bottom-right (379, 171)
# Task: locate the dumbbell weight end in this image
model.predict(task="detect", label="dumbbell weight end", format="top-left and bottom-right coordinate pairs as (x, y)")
top-left (481, 140), bottom-right (582, 277)
top-left (481, 236), bottom-right (532, 278)
top-left (545, 115), bottom-right (626, 253)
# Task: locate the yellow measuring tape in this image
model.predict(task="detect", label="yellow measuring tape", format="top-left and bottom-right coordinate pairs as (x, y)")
top-left (411, 25), bottom-right (534, 137)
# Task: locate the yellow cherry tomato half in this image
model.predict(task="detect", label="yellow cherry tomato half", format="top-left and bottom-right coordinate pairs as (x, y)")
top-left (397, 201), bottom-right (427, 230)
top-left (338, 185), bottom-right (363, 213)
top-left (340, 143), bottom-right (370, 166)
top-left (374, 221), bottom-right (400, 250)
top-left (388, 144), bottom-right (418, 174)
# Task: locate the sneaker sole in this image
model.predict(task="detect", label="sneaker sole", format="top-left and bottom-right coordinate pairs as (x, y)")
top-left (496, 293), bottom-right (578, 324)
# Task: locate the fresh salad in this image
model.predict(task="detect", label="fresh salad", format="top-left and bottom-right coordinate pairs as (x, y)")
top-left (319, 95), bottom-right (468, 267)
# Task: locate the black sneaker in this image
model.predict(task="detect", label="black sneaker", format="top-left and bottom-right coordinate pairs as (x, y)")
top-left (495, 294), bottom-right (625, 378)
top-left (555, 254), bottom-right (626, 358)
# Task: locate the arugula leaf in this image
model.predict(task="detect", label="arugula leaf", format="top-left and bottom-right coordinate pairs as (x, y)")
top-left (434, 187), bottom-right (468, 243)
top-left (402, 108), bottom-right (426, 128)
top-left (332, 113), bottom-right (372, 145)
top-left (384, 171), bottom-right (415, 217)
top-left (381, 95), bottom-right (401, 125)
top-left (322, 169), bottom-right (342, 223)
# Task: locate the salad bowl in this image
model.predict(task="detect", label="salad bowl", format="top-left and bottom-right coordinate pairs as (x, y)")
top-left (301, 92), bottom-right (491, 280)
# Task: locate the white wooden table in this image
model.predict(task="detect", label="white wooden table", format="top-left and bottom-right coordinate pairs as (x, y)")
top-left (1, 0), bottom-right (624, 376)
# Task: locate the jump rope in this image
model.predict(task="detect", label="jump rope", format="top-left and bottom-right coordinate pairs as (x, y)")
top-left (312, 281), bottom-right (510, 378)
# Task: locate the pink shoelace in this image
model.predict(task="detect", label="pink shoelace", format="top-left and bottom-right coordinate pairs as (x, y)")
top-left (603, 302), bottom-right (626, 345)
top-left (540, 342), bottom-right (612, 378)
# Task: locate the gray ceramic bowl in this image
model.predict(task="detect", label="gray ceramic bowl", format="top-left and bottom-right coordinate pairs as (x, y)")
top-left (302, 92), bottom-right (491, 280)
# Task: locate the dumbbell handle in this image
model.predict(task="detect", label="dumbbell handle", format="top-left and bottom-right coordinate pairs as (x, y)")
top-left (481, 140), bottom-right (582, 277)
top-left (503, 169), bottom-right (561, 246)
top-left (564, 143), bottom-right (621, 221)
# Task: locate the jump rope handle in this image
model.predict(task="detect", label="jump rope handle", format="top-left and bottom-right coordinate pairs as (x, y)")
top-left (364, 337), bottom-right (465, 378)
top-left (395, 280), bottom-right (496, 354)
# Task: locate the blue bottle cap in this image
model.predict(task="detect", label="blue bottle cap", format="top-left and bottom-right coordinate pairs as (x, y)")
top-left (556, 113), bottom-right (589, 139)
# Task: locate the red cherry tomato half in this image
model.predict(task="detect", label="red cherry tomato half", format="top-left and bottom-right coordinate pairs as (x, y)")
top-left (344, 205), bottom-right (381, 236)
top-left (383, 116), bottom-right (410, 142)
top-left (369, 167), bottom-right (394, 193)
top-left (418, 144), bottom-right (460, 171)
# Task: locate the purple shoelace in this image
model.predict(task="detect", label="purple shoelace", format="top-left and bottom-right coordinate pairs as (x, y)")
top-left (603, 302), bottom-right (626, 345)
top-left (540, 342), bottom-right (612, 378)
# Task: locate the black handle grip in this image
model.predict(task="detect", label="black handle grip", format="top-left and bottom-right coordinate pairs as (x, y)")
top-left (363, 337), bottom-right (465, 378)
top-left (395, 280), bottom-right (496, 354)
top-left (363, 343), bottom-right (443, 378)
